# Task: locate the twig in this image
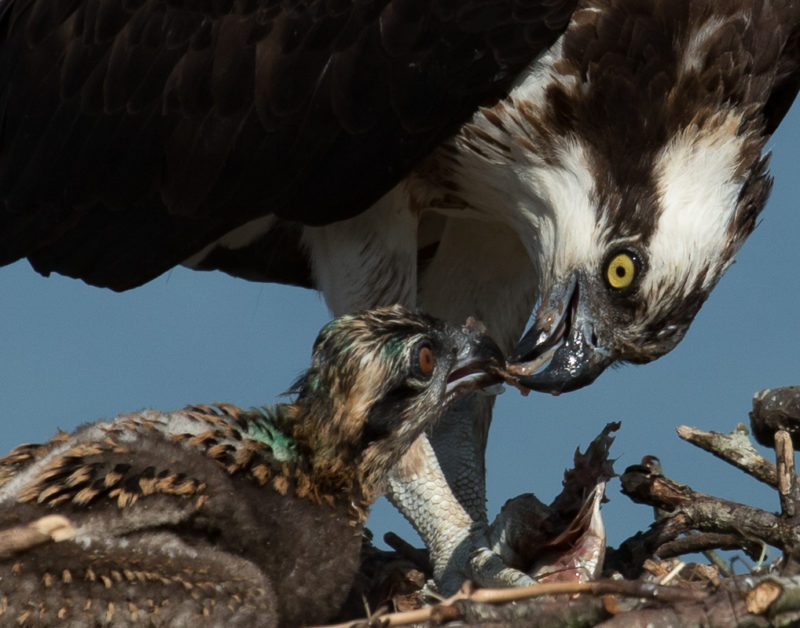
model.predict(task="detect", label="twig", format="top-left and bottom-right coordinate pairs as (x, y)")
top-left (638, 456), bottom-right (736, 576)
top-left (619, 466), bottom-right (793, 554)
top-left (704, 549), bottom-right (735, 578)
top-left (606, 514), bottom-right (694, 578)
top-left (677, 424), bottom-right (778, 488)
top-left (775, 430), bottom-right (796, 518)
top-left (312, 579), bottom-right (708, 628)
top-left (658, 560), bottom-right (685, 585)
top-left (657, 532), bottom-right (762, 562)
top-left (383, 532), bottom-right (431, 574)
top-left (772, 429), bottom-right (800, 575)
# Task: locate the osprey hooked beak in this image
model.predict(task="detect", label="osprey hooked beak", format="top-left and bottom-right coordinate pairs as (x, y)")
top-left (445, 317), bottom-right (507, 405)
top-left (510, 273), bottom-right (614, 395)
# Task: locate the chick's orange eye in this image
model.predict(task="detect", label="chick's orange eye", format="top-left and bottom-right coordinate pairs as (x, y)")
top-left (417, 345), bottom-right (435, 375)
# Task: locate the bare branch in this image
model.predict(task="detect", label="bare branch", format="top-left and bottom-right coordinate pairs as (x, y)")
top-left (619, 464), bottom-right (794, 552)
top-left (676, 424), bottom-right (778, 488)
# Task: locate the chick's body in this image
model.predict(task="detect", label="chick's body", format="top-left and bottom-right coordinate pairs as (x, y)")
top-left (0, 306), bottom-right (502, 626)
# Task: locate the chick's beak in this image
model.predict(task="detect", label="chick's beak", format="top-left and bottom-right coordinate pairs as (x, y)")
top-left (509, 273), bottom-right (613, 395)
top-left (444, 317), bottom-right (506, 405)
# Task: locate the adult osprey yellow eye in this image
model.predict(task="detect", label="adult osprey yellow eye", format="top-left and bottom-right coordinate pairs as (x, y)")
top-left (606, 251), bottom-right (637, 289)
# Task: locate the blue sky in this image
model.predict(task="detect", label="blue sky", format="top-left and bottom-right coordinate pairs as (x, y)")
top-left (1, 101), bottom-right (798, 562)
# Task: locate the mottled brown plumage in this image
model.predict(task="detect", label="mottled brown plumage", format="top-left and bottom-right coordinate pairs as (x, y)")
top-left (0, 306), bottom-right (503, 627)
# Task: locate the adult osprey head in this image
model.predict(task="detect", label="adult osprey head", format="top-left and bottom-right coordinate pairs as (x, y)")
top-left (1, 0), bottom-right (799, 592)
top-left (426, 1), bottom-right (800, 394)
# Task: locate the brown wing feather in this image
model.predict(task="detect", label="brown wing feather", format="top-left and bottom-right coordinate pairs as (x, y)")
top-left (0, 0), bottom-right (576, 290)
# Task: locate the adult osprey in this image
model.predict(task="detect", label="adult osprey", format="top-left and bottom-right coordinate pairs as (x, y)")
top-left (1, 0), bottom-right (799, 591)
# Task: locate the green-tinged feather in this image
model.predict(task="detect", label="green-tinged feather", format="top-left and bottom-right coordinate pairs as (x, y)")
top-left (246, 407), bottom-right (300, 462)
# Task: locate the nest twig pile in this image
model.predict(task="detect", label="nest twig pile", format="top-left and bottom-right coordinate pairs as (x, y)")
top-left (327, 386), bottom-right (800, 627)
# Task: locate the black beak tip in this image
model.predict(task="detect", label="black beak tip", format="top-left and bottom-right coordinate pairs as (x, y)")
top-left (509, 323), bottom-right (545, 365)
top-left (507, 334), bottom-right (612, 395)
top-left (514, 366), bottom-right (602, 395)
top-left (478, 334), bottom-right (506, 369)
top-left (461, 318), bottom-right (506, 369)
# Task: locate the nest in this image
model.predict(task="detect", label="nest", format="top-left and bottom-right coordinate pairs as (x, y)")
top-left (325, 386), bottom-right (800, 628)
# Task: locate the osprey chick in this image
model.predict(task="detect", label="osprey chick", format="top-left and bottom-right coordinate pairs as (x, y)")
top-left (0, 306), bottom-right (503, 627)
